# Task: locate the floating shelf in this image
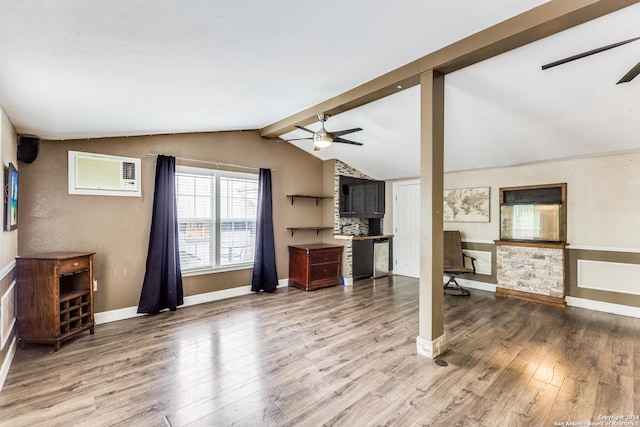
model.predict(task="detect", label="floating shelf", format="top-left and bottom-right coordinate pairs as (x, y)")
top-left (286, 194), bottom-right (333, 206)
top-left (286, 227), bottom-right (333, 237)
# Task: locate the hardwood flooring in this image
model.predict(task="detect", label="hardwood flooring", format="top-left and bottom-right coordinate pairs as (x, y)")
top-left (1, 275), bottom-right (639, 426)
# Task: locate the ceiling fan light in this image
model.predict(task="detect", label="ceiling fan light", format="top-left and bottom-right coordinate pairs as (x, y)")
top-left (313, 131), bottom-right (333, 148)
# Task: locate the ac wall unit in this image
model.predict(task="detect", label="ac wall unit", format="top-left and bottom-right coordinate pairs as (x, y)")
top-left (68, 151), bottom-right (141, 197)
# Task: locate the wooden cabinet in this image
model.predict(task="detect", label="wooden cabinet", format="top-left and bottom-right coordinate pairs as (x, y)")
top-left (350, 182), bottom-right (383, 217)
top-left (288, 244), bottom-right (343, 291)
top-left (352, 239), bottom-right (374, 279)
top-left (352, 237), bottom-right (394, 280)
top-left (339, 176), bottom-right (385, 218)
top-left (16, 252), bottom-right (95, 351)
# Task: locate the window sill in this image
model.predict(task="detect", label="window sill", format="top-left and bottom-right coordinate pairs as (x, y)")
top-left (181, 263), bottom-right (253, 277)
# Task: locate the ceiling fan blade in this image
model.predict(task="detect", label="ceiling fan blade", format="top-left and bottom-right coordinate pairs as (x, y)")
top-left (541, 36), bottom-right (640, 70)
top-left (331, 127), bottom-right (363, 137)
top-left (334, 137), bottom-right (363, 146)
top-left (617, 60), bottom-right (640, 84)
top-left (283, 137), bottom-right (313, 142)
top-left (294, 125), bottom-right (315, 134)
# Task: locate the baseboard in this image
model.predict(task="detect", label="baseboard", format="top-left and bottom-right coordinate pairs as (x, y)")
top-left (496, 287), bottom-right (566, 308)
top-left (95, 280), bottom-right (290, 325)
top-left (182, 284), bottom-right (256, 306)
top-left (94, 306), bottom-right (145, 325)
top-left (566, 296), bottom-right (640, 319)
top-left (455, 278), bottom-right (496, 293)
top-left (0, 337), bottom-right (17, 393)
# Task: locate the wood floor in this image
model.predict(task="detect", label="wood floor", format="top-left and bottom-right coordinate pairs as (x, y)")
top-left (1, 276), bottom-right (639, 426)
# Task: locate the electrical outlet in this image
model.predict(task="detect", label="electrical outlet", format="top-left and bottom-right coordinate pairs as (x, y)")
top-left (93, 279), bottom-right (98, 291)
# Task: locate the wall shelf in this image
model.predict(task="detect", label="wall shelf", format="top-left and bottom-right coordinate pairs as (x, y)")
top-left (286, 193), bottom-right (333, 237)
top-left (286, 194), bottom-right (333, 206)
top-left (286, 227), bottom-right (333, 237)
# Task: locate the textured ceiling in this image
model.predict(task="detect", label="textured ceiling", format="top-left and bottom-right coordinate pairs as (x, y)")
top-left (1, 1), bottom-right (639, 180)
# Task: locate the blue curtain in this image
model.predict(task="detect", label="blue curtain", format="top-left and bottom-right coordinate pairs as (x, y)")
top-left (251, 168), bottom-right (278, 292)
top-left (138, 155), bottom-right (184, 313)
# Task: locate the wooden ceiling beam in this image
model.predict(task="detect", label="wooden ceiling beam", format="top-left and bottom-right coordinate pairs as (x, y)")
top-left (260, 0), bottom-right (640, 139)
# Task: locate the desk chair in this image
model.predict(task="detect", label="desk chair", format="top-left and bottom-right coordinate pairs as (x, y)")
top-left (443, 230), bottom-right (476, 296)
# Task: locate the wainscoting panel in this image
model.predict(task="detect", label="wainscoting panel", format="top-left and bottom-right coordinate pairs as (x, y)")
top-left (0, 281), bottom-right (16, 349)
top-left (563, 249), bottom-right (640, 308)
top-left (462, 249), bottom-right (492, 276)
top-left (0, 261), bottom-right (17, 393)
top-left (578, 259), bottom-right (640, 296)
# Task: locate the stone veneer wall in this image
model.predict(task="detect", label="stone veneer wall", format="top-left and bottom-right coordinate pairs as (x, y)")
top-left (496, 245), bottom-right (565, 298)
top-left (334, 160), bottom-right (371, 235)
top-left (333, 160), bottom-right (384, 279)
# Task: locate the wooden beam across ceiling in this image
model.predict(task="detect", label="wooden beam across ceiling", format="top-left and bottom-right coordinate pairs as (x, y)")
top-left (260, 0), bottom-right (640, 139)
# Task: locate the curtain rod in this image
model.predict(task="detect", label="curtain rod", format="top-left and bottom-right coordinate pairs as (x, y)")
top-left (145, 153), bottom-right (276, 172)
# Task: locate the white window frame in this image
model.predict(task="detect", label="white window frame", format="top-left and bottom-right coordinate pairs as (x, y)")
top-left (176, 165), bottom-right (258, 276)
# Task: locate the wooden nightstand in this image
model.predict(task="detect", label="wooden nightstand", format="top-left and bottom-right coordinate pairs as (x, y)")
top-left (288, 244), bottom-right (343, 291)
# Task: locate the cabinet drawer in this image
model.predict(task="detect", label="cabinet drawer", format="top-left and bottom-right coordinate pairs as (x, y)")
top-left (309, 251), bottom-right (341, 265)
top-left (58, 257), bottom-right (90, 275)
top-left (310, 263), bottom-right (340, 281)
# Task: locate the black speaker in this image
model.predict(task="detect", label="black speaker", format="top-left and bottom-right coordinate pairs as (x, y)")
top-left (17, 135), bottom-right (39, 164)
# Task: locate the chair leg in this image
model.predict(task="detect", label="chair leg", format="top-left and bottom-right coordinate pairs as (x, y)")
top-left (444, 275), bottom-right (470, 296)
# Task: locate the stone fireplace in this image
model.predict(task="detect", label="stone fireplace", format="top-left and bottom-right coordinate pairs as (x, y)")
top-left (495, 183), bottom-right (567, 307)
top-left (495, 242), bottom-right (566, 307)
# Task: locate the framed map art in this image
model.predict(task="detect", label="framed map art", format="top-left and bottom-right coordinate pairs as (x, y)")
top-left (443, 186), bottom-right (490, 222)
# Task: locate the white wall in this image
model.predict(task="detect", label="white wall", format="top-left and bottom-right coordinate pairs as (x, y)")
top-left (0, 105), bottom-right (18, 391)
top-left (444, 152), bottom-right (640, 251)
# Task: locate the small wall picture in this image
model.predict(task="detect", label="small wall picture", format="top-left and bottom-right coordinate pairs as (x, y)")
top-left (444, 186), bottom-right (490, 222)
top-left (4, 162), bottom-right (18, 231)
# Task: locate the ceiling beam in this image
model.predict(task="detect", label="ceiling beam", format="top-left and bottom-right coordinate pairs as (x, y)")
top-left (260, 0), bottom-right (640, 139)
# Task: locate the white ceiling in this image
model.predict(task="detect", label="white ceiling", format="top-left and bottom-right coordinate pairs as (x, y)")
top-left (1, 1), bottom-right (639, 180)
top-left (283, 3), bottom-right (640, 179)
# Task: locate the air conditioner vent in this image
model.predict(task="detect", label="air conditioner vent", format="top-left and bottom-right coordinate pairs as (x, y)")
top-left (68, 151), bottom-right (141, 197)
top-left (122, 162), bottom-right (136, 180)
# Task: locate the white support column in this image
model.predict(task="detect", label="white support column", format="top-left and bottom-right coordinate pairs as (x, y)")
top-left (417, 70), bottom-right (446, 358)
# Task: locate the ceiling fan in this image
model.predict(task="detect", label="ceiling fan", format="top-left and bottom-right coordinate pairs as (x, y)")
top-left (283, 113), bottom-right (363, 151)
top-left (541, 36), bottom-right (640, 84)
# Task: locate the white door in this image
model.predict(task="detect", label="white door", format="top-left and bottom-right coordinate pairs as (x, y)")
top-left (393, 180), bottom-right (420, 278)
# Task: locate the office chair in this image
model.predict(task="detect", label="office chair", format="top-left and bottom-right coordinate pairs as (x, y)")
top-left (443, 230), bottom-right (476, 296)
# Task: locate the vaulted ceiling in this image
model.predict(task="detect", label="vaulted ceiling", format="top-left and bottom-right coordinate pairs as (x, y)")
top-left (1, 1), bottom-right (639, 180)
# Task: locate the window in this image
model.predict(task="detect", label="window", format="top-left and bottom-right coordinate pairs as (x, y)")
top-left (500, 204), bottom-right (561, 242)
top-left (176, 166), bottom-right (258, 273)
top-left (498, 183), bottom-right (566, 244)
